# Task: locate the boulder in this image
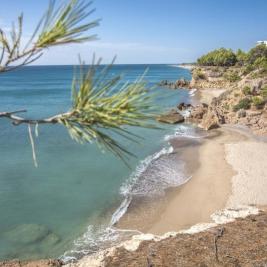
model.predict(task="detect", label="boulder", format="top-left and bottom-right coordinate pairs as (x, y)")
top-left (189, 103), bottom-right (208, 120)
top-left (200, 110), bottom-right (220, 130)
top-left (157, 110), bottom-right (184, 124)
top-left (177, 102), bottom-right (193, 111)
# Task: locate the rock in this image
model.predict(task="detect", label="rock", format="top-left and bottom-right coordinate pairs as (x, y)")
top-left (189, 103), bottom-right (208, 120)
top-left (200, 110), bottom-right (220, 130)
top-left (237, 109), bottom-right (246, 118)
top-left (157, 110), bottom-right (184, 124)
top-left (4, 224), bottom-right (50, 245)
top-left (177, 102), bottom-right (193, 111)
top-left (158, 78), bottom-right (190, 89)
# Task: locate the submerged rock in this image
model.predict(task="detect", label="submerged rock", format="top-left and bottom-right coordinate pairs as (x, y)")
top-left (4, 224), bottom-right (50, 245)
top-left (157, 110), bottom-right (184, 124)
top-left (41, 233), bottom-right (61, 247)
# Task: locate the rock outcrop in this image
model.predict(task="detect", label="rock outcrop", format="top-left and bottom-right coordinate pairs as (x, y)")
top-left (158, 78), bottom-right (191, 89)
top-left (157, 110), bottom-right (185, 124)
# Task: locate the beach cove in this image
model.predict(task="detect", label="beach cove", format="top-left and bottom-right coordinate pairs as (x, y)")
top-left (1, 64), bottom-right (267, 267)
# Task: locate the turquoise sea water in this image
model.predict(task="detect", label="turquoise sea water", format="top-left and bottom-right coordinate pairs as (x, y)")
top-left (0, 64), bottom-right (191, 260)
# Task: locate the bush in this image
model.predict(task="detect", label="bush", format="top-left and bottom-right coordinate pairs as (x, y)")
top-left (260, 86), bottom-right (267, 99)
top-left (233, 98), bottom-right (251, 112)
top-left (223, 71), bottom-right (240, 82)
top-left (253, 57), bottom-right (267, 68)
top-left (242, 86), bottom-right (251, 95)
top-left (246, 44), bottom-right (267, 65)
top-left (197, 44), bottom-right (267, 74)
top-left (236, 49), bottom-right (247, 66)
top-left (197, 48), bottom-right (237, 67)
top-left (193, 70), bottom-right (206, 80)
top-left (252, 96), bottom-right (265, 109)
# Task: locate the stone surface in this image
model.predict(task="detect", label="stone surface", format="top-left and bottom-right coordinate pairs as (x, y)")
top-left (103, 211), bottom-right (267, 267)
top-left (237, 109), bottom-right (246, 118)
top-left (157, 110), bottom-right (184, 124)
top-left (158, 78), bottom-right (191, 89)
top-left (177, 102), bottom-right (193, 111)
top-left (200, 110), bottom-right (220, 130)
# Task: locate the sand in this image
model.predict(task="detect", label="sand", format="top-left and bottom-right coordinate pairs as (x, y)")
top-left (147, 129), bottom-right (244, 234)
top-left (116, 128), bottom-right (247, 235)
top-left (226, 140), bottom-right (267, 207)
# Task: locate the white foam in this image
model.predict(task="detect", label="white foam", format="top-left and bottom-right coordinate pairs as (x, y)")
top-left (164, 124), bottom-right (205, 141)
top-left (67, 206), bottom-right (260, 267)
top-left (62, 143), bottom-right (190, 263)
top-left (189, 88), bottom-right (197, 96)
top-left (119, 145), bottom-right (174, 197)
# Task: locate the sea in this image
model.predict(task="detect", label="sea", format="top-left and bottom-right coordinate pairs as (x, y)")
top-left (0, 64), bottom-right (194, 261)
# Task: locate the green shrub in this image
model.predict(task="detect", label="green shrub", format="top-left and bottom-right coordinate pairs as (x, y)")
top-left (260, 86), bottom-right (267, 99)
top-left (223, 71), bottom-right (240, 82)
top-left (197, 44), bottom-right (267, 71)
top-left (246, 44), bottom-right (267, 65)
top-left (233, 98), bottom-right (251, 112)
top-left (242, 86), bottom-right (251, 95)
top-left (193, 70), bottom-right (206, 80)
top-left (197, 48), bottom-right (237, 67)
top-left (252, 96), bottom-right (265, 109)
top-left (242, 64), bottom-right (254, 75)
top-left (223, 103), bottom-right (230, 110)
top-left (253, 57), bottom-right (267, 70)
top-left (234, 92), bottom-right (240, 97)
top-left (236, 49), bottom-right (247, 66)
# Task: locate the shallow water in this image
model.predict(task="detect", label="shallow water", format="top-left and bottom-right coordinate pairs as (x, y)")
top-left (0, 64), bottom-right (191, 260)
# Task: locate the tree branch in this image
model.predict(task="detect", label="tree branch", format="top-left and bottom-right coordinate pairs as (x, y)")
top-left (0, 110), bottom-right (69, 125)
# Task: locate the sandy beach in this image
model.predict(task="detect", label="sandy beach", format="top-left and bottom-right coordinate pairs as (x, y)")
top-left (116, 77), bottom-right (267, 235)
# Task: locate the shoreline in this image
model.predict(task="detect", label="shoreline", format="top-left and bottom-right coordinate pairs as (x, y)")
top-left (115, 126), bottom-right (249, 235)
top-left (2, 65), bottom-right (267, 266)
top-left (67, 65), bottom-right (267, 265)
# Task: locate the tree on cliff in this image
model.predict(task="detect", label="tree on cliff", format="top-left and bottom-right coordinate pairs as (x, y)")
top-left (197, 48), bottom-right (237, 67)
top-left (0, 0), bottom-right (157, 166)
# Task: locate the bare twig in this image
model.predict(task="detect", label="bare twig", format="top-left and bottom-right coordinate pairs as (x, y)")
top-left (0, 110), bottom-right (69, 125)
top-left (214, 227), bottom-right (225, 262)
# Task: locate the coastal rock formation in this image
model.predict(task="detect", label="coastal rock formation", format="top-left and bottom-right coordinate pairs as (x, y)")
top-left (103, 210), bottom-right (267, 267)
top-left (157, 110), bottom-right (184, 124)
top-left (177, 102), bottom-right (193, 111)
top-left (158, 78), bottom-right (191, 89)
top-left (187, 66), bottom-right (267, 134)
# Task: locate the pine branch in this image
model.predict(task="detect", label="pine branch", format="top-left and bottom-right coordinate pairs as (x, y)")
top-left (0, 0), bottom-right (99, 72)
top-left (0, 61), bottom-right (159, 161)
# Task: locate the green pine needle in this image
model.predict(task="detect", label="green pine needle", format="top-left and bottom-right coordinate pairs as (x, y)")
top-left (58, 59), bottom-right (159, 162)
top-left (37, 0), bottom-right (100, 48)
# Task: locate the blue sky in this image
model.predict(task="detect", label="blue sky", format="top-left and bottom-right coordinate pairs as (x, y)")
top-left (0, 0), bottom-right (266, 64)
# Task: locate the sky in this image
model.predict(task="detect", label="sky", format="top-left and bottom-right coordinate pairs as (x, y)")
top-left (0, 0), bottom-right (267, 64)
